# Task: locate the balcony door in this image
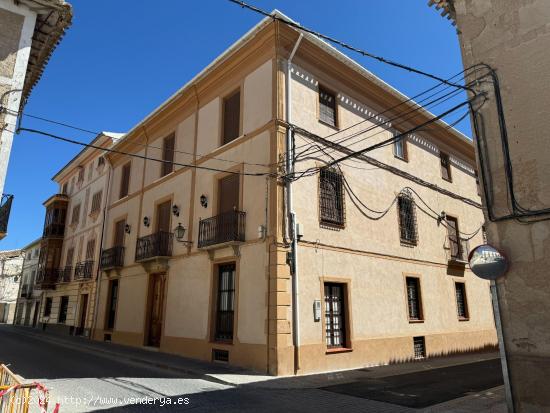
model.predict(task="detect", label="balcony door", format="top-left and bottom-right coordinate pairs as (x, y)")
top-left (146, 273), bottom-right (166, 347)
top-left (447, 216), bottom-right (460, 257)
top-left (218, 174), bottom-right (239, 213)
top-left (156, 201), bottom-right (171, 232)
top-left (114, 219), bottom-right (125, 247)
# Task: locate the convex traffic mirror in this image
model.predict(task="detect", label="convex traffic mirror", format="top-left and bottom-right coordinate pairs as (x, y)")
top-left (468, 244), bottom-right (508, 280)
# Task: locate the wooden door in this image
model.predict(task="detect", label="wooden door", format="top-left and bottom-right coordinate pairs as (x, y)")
top-left (32, 301), bottom-right (39, 327)
top-left (78, 294), bottom-right (89, 335)
top-left (156, 201), bottom-right (171, 233)
top-left (114, 219), bottom-right (125, 246)
top-left (447, 216), bottom-right (460, 257)
top-left (218, 174), bottom-right (240, 213)
top-left (147, 273), bottom-right (166, 347)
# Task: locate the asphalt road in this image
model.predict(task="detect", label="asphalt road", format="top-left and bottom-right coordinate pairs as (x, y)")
top-left (0, 325), bottom-right (503, 413)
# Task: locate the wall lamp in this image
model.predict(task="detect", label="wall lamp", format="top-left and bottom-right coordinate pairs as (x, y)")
top-left (174, 223), bottom-right (193, 246)
top-left (172, 204), bottom-right (180, 217)
top-left (200, 194), bottom-right (208, 208)
top-left (143, 216), bottom-right (150, 227)
top-left (124, 224), bottom-right (131, 234)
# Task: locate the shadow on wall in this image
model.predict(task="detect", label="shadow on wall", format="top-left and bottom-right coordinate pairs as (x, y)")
top-left (387, 342), bottom-right (499, 366)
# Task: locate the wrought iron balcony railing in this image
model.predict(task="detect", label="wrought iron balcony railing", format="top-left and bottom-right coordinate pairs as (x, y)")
top-left (100, 246), bottom-right (125, 269)
top-left (57, 266), bottom-right (72, 283)
top-left (447, 236), bottom-right (469, 263)
top-left (74, 261), bottom-right (94, 280)
top-left (198, 210), bottom-right (246, 248)
top-left (0, 194), bottom-right (14, 237)
top-left (35, 269), bottom-right (57, 289)
top-left (135, 231), bottom-right (173, 262)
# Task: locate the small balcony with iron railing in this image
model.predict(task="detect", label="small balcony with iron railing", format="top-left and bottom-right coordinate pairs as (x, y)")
top-left (446, 236), bottom-right (469, 264)
top-left (0, 194), bottom-right (14, 240)
top-left (198, 210), bottom-right (246, 249)
top-left (100, 246), bottom-right (125, 270)
top-left (135, 231), bottom-right (173, 262)
top-left (74, 261), bottom-right (94, 280)
top-left (57, 266), bottom-right (72, 283)
top-left (35, 269), bottom-right (58, 289)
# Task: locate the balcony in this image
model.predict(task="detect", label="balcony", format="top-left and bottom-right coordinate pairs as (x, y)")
top-left (74, 261), bottom-right (94, 280)
top-left (57, 266), bottom-right (72, 283)
top-left (43, 223), bottom-right (65, 238)
top-left (446, 236), bottom-right (469, 264)
top-left (35, 269), bottom-right (58, 289)
top-left (0, 194), bottom-right (13, 240)
top-left (135, 231), bottom-right (173, 262)
top-left (101, 246), bottom-right (125, 270)
top-left (198, 210), bottom-right (246, 249)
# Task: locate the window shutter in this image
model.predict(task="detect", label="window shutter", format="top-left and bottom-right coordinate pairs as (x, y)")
top-left (91, 191), bottom-right (102, 214)
top-left (223, 91), bottom-right (240, 144)
top-left (161, 134), bottom-right (175, 176)
top-left (120, 163), bottom-right (131, 199)
top-left (114, 219), bottom-right (126, 247)
top-left (440, 152), bottom-right (451, 181)
top-left (86, 239), bottom-right (96, 261)
top-left (218, 174), bottom-right (240, 213)
top-left (319, 87), bottom-right (337, 127)
top-left (156, 201), bottom-right (171, 233)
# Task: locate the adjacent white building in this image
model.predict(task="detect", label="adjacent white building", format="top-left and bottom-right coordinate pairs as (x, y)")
top-left (0, 249), bottom-right (24, 323)
top-left (14, 238), bottom-right (41, 326)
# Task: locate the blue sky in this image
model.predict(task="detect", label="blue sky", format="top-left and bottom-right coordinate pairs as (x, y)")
top-left (3, 0), bottom-right (467, 250)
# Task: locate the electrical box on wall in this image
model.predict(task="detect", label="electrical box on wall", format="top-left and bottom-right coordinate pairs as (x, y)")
top-left (313, 300), bottom-right (321, 322)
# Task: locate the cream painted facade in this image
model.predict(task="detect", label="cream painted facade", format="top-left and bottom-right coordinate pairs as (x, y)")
top-left (14, 238), bottom-right (41, 327)
top-left (91, 13), bottom-right (496, 375)
top-left (35, 133), bottom-right (122, 336)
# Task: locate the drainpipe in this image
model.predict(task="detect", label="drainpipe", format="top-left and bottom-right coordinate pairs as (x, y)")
top-left (286, 33), bottom-right (303, 374)
top-left (90, 154), bottom-right (113, 339)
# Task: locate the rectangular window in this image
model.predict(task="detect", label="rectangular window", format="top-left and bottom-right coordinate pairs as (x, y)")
top-left (455, 282), bottom-right (469, 320)
top-left (97, 156), bottom-right (105, 168)
top-left (65, 247), bottom-right (74, 267)
top-left (319, 167), bottom-right (345, 227)
top-left (62, 183), bottom-right (68, 194)
top-left (406, 277), bottom-right (423, 321)
top-left (58, 296), bottom-right (69, 323)
top-left (71, 204), bottom-right (81, 225)
top-left (114, 219), bottom-right (126, 247)
top-left (88, 164), bottom-right (93, 181)
top-left (324, 282), bottom-right (347, 348)
top-left (413, 336), bottom-right (426, 359)
top-left (319, 86), bottom-right (337, 127)
top-left (214, 264), bottom-right (236, 341)
top-left (446, 216), bottom-right (462, 259)
top-left (222, 90), bottom-right (240, 145)
top-left (161, 134), bottom-right (175, 177)
top-left (85, 239), bottom-right (96, 261)
top-left (398, 193), bottom-right (418, 245)
top-left (44, 297), bottom-right (53, 317)
top-left (106, 279), bottom-right (118, 330)
top-left (90, 191), bottom-right (102, 215)
top-left (475, 172), bottom-right (481, 196)
top-left (440, 151), bottom-right (452, 181)
top-left (393, 137), bottom-right (407, 161)
top-left (77, 167), bottom-right (85, 183)
top-left (119, 162), bottom-right (131, 199)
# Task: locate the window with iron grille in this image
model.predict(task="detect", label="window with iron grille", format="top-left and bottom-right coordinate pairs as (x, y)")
top-left (319, 86), bottom-right (337, 127)
top-left (214, 264), bottom-right (236, 341)
top-left (119, 162), bottom-right (131, 199)
top-left (319, 168), bottom-right (345, 227)
top-left (223, 90), bottom-right (240, 145)
top-left (71, 204), bottom-right (81, 225)
top-left (212, 349), bottom-right (229, 363)
top-left (161, 134), bottom-right (175, 177)
top-left (393, 137), bottom-right (407, 161)
top-left (406, 277), bottom-right (423, 321)
top-left (90, 191), bottom-right (102, 215)
top-left (455, 282), bottom-right (469, 319)
top-left (324, 282), bottom-right (347, 349)
top-left (58, 296), bottom-right (69, 323)
top-left (44, 297), bottom-right (53, 317)
top-left (413, 336), bottom-right (426, 359)
top-left (440, 151), bottom-right (452, 182)
top-left (398, 193), bottom-right (418, 245)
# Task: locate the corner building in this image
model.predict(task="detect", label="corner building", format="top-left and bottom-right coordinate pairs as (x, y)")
top-left (93, 12), bottom-right (497, 375)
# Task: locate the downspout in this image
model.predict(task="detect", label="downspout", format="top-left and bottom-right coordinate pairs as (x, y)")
top-left (286, 33), bottom-right (303, 374)
top-left (90, 153), bottom-right (113, 339)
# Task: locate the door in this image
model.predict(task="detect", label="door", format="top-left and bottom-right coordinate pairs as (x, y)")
top-left (156, 201), bottom-right (171, 255)
top-left (446, 216), bottom-right (460, 258)
top-left (32, 301), bottom-right (40, 327)
top-left (114, 219), bottom-right (126, 246)
top-left (24, 303), bottom-right (32, 326)
top-left (218, 174), bottom-right (240, 213)
top-left (147, 273), bottom-right (166, 347)
top-left (77, 294), bottom-right (89, 335)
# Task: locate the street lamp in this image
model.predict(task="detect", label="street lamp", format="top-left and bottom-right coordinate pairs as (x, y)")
top-left (174, 223), bottom-right (192, 246)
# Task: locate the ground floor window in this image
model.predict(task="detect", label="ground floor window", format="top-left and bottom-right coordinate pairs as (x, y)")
top-left (106, 279), bottom-right (119, 330)
top-left (455, 282), bottom-right (469, 320)
top-left (406, 277), bottom-right (423, 321)
top-left (214, 264), bottom-right (236, 341)
top-left (324, 282), bottom-right (347, 348)
top-left (58, 296), bottom-right (69, 323)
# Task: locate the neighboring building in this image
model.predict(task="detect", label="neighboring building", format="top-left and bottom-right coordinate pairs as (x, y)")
top-left (90, 11), bottom-right (496, 375)
top-left (0, 249), bottom-right (23, 323)
top-left (0, 0), bottom-right (72, 239)
top-left (430, 0), bottom-right (550, 410)
top-left (34, 132), bottom-right (123, 336)
top-left (13, 238), bottom-right (41, 326)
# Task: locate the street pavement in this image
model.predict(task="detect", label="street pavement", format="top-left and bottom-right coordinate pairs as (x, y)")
top-left (0, 325), bottom-right (505, 412)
